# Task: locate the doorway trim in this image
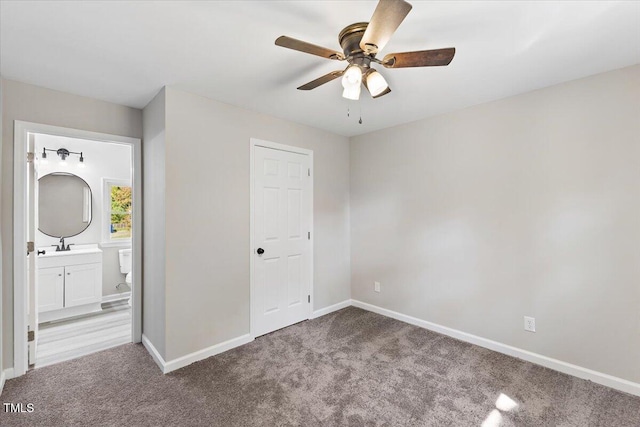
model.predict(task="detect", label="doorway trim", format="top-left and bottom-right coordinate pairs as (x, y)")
top-left (13, 120), bottom-right (142, 377)
top-left (249, 138), bottom-right (314, 338)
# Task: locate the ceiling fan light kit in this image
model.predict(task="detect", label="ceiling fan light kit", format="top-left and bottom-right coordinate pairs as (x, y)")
top-left (275, 0), bottom-right (455, 101)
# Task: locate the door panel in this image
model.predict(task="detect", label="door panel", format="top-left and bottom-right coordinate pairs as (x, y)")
top-left (287, 254), bottom-right (302, 307)
top-left (253, 146), bottom-right (311, 337)
top-left (287, 189), bottom-right (302, 239)
top-left (38, 267), bottom-right (64, 313)
top-left (263, 258), bottom-right (281, 314)
top-left (263, 188), bottom-right (280, 240)
top-left (64, 263), bottom-right (102, 307)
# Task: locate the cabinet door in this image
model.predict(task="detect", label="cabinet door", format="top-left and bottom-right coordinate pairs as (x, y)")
top-left (38, 267), bottom-right (64, 313)
top-left (64, 263), bottom-right (102, 307)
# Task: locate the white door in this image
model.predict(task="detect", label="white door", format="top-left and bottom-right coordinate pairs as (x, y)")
top-left (252, 145), bottom-right (312, 337)
top-left (38, 267), bottom-right (64, 312)
top-left (64, 263), bottom-right (102, 307)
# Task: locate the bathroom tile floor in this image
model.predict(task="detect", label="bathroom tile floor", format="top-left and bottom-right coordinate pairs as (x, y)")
top-left (35, 299), bottom-right (131, 368)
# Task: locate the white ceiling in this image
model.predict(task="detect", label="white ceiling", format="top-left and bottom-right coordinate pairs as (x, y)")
top-left (1, 1), bottom-right (639, 137)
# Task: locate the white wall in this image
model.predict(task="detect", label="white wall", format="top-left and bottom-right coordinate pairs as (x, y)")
top-left (149, 87), bottom-right (351, 362)
top-left (142, 89), bottom-right (167, 358)
top-left (35, 134), bottom-right (132, 296)
top-left (1, 78), bottom-right (142, 370)
top-left (350, 65), bottom-right (640, 383)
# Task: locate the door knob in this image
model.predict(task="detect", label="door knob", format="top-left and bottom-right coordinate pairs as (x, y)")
top-left (37, 250), bottom-right (46, 256)
top-left (256, 248), bottom-right (264, 255)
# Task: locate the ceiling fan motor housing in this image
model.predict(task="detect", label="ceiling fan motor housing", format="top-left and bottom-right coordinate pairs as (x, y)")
top-left (339, 22), bottom-right (373, 69)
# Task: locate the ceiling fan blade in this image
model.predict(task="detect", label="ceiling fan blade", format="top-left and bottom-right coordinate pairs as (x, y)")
top-left (276, 36), bottom-right (345, 60)
top-left (360, 0), bottom-right (413, 55)
top-left (382, 47), bottom-right (455, 68)
top-left (362, 69), bottom-right (392, 98)
top-left (297, 70), bottom-right (345, 90)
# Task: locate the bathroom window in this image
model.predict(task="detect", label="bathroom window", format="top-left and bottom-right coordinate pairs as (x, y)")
top-left (102, 178), bottom-right (132, 245)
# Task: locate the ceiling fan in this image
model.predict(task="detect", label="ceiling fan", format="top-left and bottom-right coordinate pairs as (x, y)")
top-left (275, 0), bottom-right (455, 100)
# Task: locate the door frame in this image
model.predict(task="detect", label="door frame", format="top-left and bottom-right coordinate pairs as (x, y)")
top-left (13, 120), bottom-right (142, 377)
top-left (249, 138), bottom-right (314, 338)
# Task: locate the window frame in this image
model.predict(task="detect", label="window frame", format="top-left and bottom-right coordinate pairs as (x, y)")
top-left (101, 178), bottom-right (132, 247)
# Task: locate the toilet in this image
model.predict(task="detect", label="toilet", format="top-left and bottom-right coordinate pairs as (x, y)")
top-left (118, 248), bottom-right (132, 286)
top-left (118, 248), bottom-right (133, 306)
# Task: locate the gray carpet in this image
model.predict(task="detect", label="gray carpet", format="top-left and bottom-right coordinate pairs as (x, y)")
top-left (1, 307), bottom-right (639, 426)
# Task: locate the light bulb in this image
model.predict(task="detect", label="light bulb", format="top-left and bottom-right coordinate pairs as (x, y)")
top-left (342, 85), bottom-right (361, 101)
top-left (342, 65), bottom-right (362, 88)
top-left (366, 70), bottom-right (389, 97)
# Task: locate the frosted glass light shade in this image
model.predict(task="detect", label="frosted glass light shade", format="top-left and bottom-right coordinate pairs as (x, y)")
top-left (342, 85), bottom-right (361, 100)
top-left (341, 65), bottom-right (362, 100)
top-left (366, 70), bottom-right (389, 97)
top-left (342, 65), bottom-right (363, 88)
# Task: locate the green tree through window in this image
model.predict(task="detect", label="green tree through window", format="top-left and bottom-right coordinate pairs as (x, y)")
top-left (111, 185), bottom-right (132, 239)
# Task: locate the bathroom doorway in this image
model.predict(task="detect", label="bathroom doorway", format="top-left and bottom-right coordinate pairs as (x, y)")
top-left (13, 121), bottom-right (142, 377)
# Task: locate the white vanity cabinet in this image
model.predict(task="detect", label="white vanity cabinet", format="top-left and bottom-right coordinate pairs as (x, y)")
top-left (38, 246), bottom-right (103, 322)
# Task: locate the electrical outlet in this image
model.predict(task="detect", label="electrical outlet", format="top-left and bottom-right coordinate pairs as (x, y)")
top-left (524, 316), bottom-right (536, 332)
top-left (374, 281), bottom-right (381, 293)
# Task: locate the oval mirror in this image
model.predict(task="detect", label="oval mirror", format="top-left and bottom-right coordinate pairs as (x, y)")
top-left (38, 172), bottom-right (92, 238)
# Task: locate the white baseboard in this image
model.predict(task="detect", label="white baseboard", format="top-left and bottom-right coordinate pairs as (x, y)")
top-left (311, 299), bottom-right (352, 319)
top-left (10, 299), bottom-right (637, 397)
top-left (351, 299), bottom-right (640, 397)
top-left (142, 333), bottom-right (254, 374)
top-left (1, 368), bottom-right (16, 396)
top-left (102, 292), bottom-right (131, 304)
top-left (142, 334), bottom-right (168, 373)
top-left (3, 368), bottom-right (15, 380)
top-left (164, 334), bottom-right (254, 374)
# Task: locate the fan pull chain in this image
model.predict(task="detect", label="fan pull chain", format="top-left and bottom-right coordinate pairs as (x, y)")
top-left (346, 104), bottom-right (363, 124)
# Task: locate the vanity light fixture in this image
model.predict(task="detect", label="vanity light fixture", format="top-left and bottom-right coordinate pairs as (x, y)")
top-left (42, 147), bottom-right (85, 164)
